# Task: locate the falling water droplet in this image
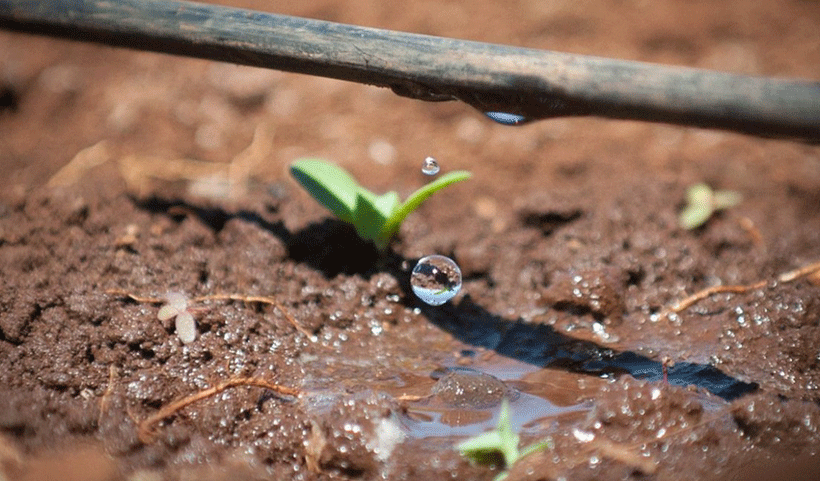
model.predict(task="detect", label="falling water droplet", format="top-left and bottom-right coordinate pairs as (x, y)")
top-left (411, 255), bottom-right (462, 306)
top-left (421, 156), bottom-right (440, 176)
top-left (484, 111), bottom-right (529, 126)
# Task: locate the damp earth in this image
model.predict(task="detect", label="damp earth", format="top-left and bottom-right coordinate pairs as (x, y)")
top-left (2, 1), bottom-right (820, 480)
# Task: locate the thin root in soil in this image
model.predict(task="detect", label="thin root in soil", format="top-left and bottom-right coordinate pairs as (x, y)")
top-left (137, 376), bottom-right (301, 444)
top-left (665, 258), bottom-right (820, 316)
top-left (98, 365), bottom-right (118, 426)
top-left (668, 281), bottom-right (767, 314)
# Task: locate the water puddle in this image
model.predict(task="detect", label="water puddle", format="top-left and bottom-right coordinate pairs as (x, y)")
top-left (401, 386), bottom-right (589, 440)
top-left (298, 293), bottom-right (756, 453)
top-left (300, 349), bottom-right (595, 443)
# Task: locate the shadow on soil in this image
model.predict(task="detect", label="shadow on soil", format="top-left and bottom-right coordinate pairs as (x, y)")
top-left (136, 196), bottom-right (759, 402)
top-left (135, 196), bottom-right (382, 275)
top-left (416, 297), bottom-right (758, 401)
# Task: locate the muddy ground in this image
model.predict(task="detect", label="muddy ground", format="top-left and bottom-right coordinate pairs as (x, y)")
top-left (2, 0), bottom-right (820, 480)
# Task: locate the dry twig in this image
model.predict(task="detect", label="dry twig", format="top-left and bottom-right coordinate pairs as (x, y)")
top-left (47, 140), bottom-right (110, 187)
top-left (97, 365), bottom-right (118, 426)
top-left (196, 293), bottom-right (313, 338)
top-left (138, 376), bottom-right (300, 443)
top-left (738, 217), bottom-right (764, 246)
top-left (591, 438), bottom-right (658, 475)
top-left (105, 289), bottom-right (163, 304)
top-left (666, 258), bottom-right (820, 316)
top-left (778, 260), bottom-right (820, 283)
top-left (668, 281), bottom-right (767, 314)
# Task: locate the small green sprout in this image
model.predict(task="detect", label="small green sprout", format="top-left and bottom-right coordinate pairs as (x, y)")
top-left (290, 158), bottom-right (471, 250)
top-left (457, 399), bottom-right (553, 481)
top-left (678, 182), bottom-right (742, 230)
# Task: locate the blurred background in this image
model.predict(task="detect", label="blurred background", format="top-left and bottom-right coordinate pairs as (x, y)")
top-left (1, 0), bottom-right (818, 203)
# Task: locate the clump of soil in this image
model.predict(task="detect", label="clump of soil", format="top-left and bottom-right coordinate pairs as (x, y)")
top-left (2, 0), bottom-right (820, 480)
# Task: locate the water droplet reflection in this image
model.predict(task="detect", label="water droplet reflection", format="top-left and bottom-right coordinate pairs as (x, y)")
top-left (422, 156), bottom-right (440, 176)
top-left (411, 255), bottom-right (462, 306)
top-left (484, 111), bottom-right (528, 125)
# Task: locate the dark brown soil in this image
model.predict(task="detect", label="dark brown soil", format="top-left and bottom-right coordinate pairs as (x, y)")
top-left (2, 1), bottom-right (820, 480)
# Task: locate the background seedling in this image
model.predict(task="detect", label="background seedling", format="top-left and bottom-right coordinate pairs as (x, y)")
top-left (157, 292), bottom-right (197, 344)
top-left (457, 399), bottom-right (553, 481)
top-left (109, 289), bottom-right (313, 340)
top-left (678, 182), bottom-right (742, 230)
top-left (290, 158), bottom-right (471, 250)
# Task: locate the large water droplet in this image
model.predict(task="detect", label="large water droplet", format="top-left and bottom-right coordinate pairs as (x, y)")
top-left (421, 156), bottom-right (440, 176)
top-left (411, 255), bottom-right (462, 306)
top-left (484, 111), bottom-right (528, 125)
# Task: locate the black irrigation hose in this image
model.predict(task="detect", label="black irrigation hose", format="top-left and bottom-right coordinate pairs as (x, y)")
top-left (1, 0), bottom-right (819, 142)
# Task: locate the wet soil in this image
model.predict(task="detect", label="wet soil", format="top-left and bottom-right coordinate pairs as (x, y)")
top-left (2, 0), bottom-right (820, 480)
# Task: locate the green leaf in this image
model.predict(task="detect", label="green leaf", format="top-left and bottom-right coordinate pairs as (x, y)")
top-left (678, 183), bottom-right (742, 230)
top-left (382, 170), bottom-right (472, 242)
top-left (686, 182), bottom-right (713, 207)
top-left (353, 190), bottom-right (390, 245)
top-left (290, 159), bottom-right (472, 251)
top-left (679, 204), bottom-right (713, 230)
top-left (372, 191), bottom-right (401, 249)
top-left (519, 437), bottom-right (553, 459)
top-left (374, 191), bottom-right (400, 218)
top-left (290, 158), bottom-right (360, 223)
top-left (458, 430), bottom-right (505, 461)
top-left (456, 399), bottom-right (519, 468)
top-left (712, 190), bottom-right (742, 210)
top-left (495, 399), bottom-right (520, 466)
top-left (679, 183), bottom-right (713, 230)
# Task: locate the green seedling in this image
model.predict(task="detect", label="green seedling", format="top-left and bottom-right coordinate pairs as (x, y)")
top-left (457, 399), bottom-right (553, 481)
top-left (678, 182), bottom-right (742, 230)
top-left (290, 158), bottom-right (471, 250)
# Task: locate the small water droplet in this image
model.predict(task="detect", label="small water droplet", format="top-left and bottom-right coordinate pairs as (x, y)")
top-left (421, 156), bottom-right (440, 175)
top-left (484, 111), bottom-right (528, 125)
top-left (411, 255), bottom-right (462, 306)
top-left (572, 427), bottom-right (595, 443)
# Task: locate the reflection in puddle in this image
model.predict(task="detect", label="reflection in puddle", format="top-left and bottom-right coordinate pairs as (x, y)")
top-left (400, 367), bottom-right (592, 439)
top-left (401, 390), bottom-right (589, 439)
top-left (430, 367), bottom-right (521, 409)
